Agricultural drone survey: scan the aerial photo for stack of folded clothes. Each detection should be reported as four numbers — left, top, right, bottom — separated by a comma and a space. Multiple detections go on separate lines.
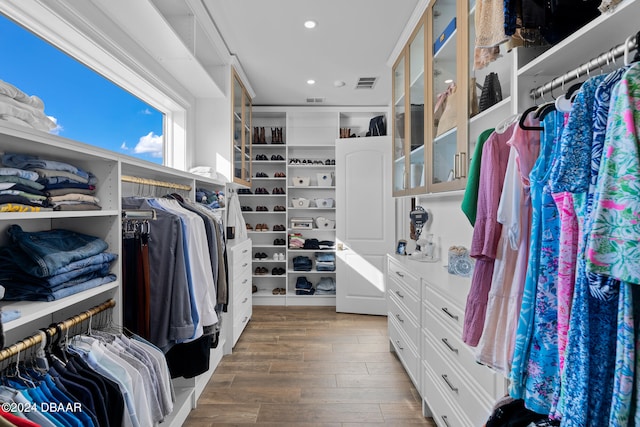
0, 166, 50, 212
295, 276, 315, 295
293, 256, 313, 272
2, 153, 101, 211
315, 277, 336, 295
318, 240, 335, 250
302, 238, 336, 250
289, 233, 305, 249
196, 187, 224, 209
0, 79, 57, 132
315, 252, 336, 271
0, 224, 117, 301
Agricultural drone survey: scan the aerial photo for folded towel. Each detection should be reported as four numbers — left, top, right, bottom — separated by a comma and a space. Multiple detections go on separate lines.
0, 95, 55, 131
0, 79, 44, 109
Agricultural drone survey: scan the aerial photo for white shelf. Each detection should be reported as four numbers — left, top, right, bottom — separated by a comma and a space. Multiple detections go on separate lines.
253, 160, 286, 164
252, 177, 287, 181
287, 164, 334, 168
287, 186, 335, 189
288, 207, 335, 211
1, 281, 120, 332
0, 210, 120, 221
251, 144, 286, 148
288, 270, 336, 274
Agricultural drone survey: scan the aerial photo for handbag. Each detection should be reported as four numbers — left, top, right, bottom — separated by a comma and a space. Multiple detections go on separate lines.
434, 82, 457, 137
479, 72, 503, 112
469, 76, 480, 117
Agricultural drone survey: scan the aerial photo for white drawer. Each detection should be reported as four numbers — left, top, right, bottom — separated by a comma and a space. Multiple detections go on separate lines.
423, 332, 493, 427
231, 240, 252, 279
423, 303, 502, 399
423, 283, 464, 334
422, 361, 470, 427
388, 257, 420, 298
388, 293, 420, 347
387, 275, 420, 323
388, 315, 420, 389
233, 306, 251, 345
234, 270, 252, 302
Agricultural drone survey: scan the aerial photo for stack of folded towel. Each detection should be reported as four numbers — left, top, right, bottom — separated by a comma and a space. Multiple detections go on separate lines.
289, 233, 305, 249
315, 277, 336, 295
315, 252, 336, 271
0, 224, 117, 301
0, 79, 57, 132
295, 276, 315, 295
2, 153, 101, 211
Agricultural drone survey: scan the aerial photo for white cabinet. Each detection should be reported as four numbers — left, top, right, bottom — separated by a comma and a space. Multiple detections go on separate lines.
386, 254, 507, 427
227, 238, 253, 348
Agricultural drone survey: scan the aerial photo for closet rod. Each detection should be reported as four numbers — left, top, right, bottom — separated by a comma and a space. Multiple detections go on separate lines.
122, 209, 156, 220
121, 175, 192, 191
530, 32, 639, 100
0, 299, 116, 362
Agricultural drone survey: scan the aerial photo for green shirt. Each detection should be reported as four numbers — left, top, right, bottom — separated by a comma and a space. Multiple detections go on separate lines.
461, 128, 495, 225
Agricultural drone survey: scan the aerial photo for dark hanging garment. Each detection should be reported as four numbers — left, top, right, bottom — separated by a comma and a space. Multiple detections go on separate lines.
164, 334, 213, 379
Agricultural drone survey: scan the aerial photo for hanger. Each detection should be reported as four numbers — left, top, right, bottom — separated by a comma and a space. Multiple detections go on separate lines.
624, 34, 635, 66
555, 75, 573, 113
633, 31, 640, 63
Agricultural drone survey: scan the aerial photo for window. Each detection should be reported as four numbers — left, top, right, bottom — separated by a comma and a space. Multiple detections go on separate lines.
0, 14, 164, 164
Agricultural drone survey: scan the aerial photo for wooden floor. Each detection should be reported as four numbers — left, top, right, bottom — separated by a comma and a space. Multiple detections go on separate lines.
184, 306, 437, 426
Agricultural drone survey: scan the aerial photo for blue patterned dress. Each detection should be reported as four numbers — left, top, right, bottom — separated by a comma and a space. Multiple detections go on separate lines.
510, 110, 563, 413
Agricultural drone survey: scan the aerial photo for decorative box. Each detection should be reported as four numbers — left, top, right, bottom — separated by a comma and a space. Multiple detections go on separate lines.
433, 17, 456, 55
315, 217, 335, 229
314, 198, 335, 208
291, 197, 310, 208
316, 173, 333, 186
292, 176, 310, 187
291, 217, 314, 229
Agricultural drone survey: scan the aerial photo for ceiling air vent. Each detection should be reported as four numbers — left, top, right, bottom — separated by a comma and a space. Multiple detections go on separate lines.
306, 97, 325, 103
356, 77, 377, 89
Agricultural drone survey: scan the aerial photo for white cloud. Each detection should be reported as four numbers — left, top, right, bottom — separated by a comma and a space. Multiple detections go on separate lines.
48, 116, 63, 135
140, 108, 153, 115
134, 131, 163, 158
120, 141, 129, 150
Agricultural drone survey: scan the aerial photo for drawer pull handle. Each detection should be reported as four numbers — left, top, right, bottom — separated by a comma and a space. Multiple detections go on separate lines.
441, 338, 459, 354
441, 415, 451, 427
242, 263, 248, 268
242, 316, 248, 323
441, 307, 459, 321
395, 340, 404, 350
242, 279, 248, 284
395, 290, 404, 298
242, 297, 248, 303
395, 313, 404, 323
395, 271, 405, 278
441, 374, 458, 393
242, 249, 248, 254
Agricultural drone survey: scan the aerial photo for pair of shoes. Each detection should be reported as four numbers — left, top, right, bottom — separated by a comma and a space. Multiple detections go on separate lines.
238, 188, 253, 194
272, 267, 285, 275
274, 238, 286, 245
255, 267, 269, 275
241, 206, 253, 211
255, 223, 269, 231
274, 172, 286, 178
272, 253, 285, 261
252, 284, 258, 293
273, 224, 286, 231
255, 252, 268, 259
271, 154, 284, 161
289, 158, 301, 164
271, 127, 284, 144
256, 206, 268, 211
274, 205, 286, 211
272, 287, 286, 295
327, 159, 335, 165
272, 187, 285, 194
255, 171, 268, 178
255, 154, 268, 161
246, 224, 253, 230
253, 127, 267, 144
255, 187, 269, 194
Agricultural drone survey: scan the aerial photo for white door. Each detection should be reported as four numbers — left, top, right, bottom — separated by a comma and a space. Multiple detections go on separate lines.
336, 136, 394, 315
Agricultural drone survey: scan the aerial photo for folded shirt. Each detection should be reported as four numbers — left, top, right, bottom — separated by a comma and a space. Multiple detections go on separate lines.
317, 277, 336, 291
0, 175, 45, 190
46, 187, 96, 197
0, 194, 46, 207
3, 153, 90, 180
52, 202, 102, 211
33, 168, 89, 184
0, 167, 39, 181
315, 252, 336, 262
49, 193, 100, 203
0, 203, 50, 212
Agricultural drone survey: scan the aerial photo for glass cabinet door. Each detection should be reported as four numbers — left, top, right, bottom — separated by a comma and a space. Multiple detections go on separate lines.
243, 91, 252, 183
392, 53, 406, 194
232, 76, 243, 183
430, 0, 460, 188
408, 24, 425, 191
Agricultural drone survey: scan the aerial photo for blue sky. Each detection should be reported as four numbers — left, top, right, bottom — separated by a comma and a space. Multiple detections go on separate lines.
0, 14, 163, 164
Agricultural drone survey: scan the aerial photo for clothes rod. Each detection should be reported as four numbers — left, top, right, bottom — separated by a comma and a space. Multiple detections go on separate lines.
530, 33, 638, 99
0, 299, 116, 362
121, 175, 192, 191
122, 209, 157, 220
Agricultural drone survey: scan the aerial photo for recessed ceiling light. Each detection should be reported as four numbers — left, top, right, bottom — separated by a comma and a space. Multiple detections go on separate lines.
334, 80, 346, 87
304, 20, 317, 29
307, 79, 316, 85
444, 79, 453, 84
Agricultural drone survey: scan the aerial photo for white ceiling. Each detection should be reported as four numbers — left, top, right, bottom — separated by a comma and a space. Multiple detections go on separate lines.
201, 0, 419, 106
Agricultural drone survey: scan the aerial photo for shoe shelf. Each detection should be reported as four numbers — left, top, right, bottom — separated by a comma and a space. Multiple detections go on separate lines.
253, 259, 287, 263
252, 177, 287, 181
248, 230, 287, 234
251, 144, 286, 148
288, 249, 337, 253
288, 207, 335, 211
287, 186, 334, 190
287, 164, 334, 168
288, 270, 337, 274
254, 160, 286, 165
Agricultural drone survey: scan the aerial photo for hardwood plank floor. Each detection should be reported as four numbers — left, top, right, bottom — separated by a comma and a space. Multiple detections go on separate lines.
184, 306, 436, 426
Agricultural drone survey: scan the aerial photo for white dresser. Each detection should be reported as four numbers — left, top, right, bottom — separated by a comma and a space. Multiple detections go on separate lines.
227, 239, 253, 348
387, 254, 507, 427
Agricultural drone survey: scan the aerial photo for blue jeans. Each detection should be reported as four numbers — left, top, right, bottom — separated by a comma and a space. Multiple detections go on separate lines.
2, 153, 90, 180
7, 225, 108, 277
